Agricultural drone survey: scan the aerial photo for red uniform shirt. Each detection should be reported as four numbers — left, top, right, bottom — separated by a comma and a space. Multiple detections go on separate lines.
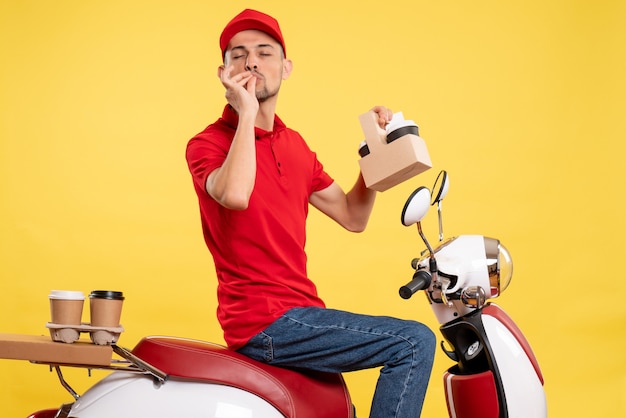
186, 105, 334, 349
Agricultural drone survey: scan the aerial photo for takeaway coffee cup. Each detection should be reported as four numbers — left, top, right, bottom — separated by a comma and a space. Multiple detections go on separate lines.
49, 290, 85, 325
89, 290, 125, 327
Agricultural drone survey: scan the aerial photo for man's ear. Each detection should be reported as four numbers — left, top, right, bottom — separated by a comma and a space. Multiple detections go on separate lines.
217, 65, 225, 78
282, 59, 293, 80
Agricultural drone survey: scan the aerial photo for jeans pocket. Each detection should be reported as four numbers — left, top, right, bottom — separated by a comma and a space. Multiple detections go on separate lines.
259, 331, 274, 362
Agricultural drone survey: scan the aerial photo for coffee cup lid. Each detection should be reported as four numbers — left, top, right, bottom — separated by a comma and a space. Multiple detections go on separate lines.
89, 290, 125, 300
49, 290, 86, 300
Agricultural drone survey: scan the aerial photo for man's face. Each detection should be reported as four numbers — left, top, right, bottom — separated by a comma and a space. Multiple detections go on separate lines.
224, 30, 291, 102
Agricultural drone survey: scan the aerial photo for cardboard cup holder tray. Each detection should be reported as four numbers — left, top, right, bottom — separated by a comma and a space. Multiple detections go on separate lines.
46, 322, 124, 345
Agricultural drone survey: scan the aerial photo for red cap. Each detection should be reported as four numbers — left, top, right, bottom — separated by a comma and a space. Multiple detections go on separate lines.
220, 9, 286, 59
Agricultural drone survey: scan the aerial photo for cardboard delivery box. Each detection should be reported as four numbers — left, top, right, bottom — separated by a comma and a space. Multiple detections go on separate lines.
0, 333, 112, 366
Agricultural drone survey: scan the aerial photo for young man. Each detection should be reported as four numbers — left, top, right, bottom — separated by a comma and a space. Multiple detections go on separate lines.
186, 9, 435, 417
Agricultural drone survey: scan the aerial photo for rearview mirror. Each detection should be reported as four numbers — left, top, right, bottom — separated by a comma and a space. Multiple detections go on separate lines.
401, 186, 431, 227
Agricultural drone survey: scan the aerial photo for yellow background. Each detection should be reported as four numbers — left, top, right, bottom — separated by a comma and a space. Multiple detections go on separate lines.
1, 0, 624, 416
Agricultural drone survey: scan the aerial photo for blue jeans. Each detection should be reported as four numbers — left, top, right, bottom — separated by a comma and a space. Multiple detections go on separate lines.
236, 307, 436, 418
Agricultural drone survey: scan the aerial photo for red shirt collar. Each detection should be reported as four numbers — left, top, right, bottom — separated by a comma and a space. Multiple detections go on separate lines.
221, 105, 286, 139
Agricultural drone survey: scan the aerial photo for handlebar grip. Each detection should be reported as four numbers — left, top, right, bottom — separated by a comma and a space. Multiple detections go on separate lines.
399, 270, 432, 299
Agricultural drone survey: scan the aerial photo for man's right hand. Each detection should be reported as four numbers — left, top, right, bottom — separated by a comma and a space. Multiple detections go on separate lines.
218, 65, 259, 117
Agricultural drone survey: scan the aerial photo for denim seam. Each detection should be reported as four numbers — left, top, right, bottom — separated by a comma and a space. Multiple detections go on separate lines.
283, 314, 419, 347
